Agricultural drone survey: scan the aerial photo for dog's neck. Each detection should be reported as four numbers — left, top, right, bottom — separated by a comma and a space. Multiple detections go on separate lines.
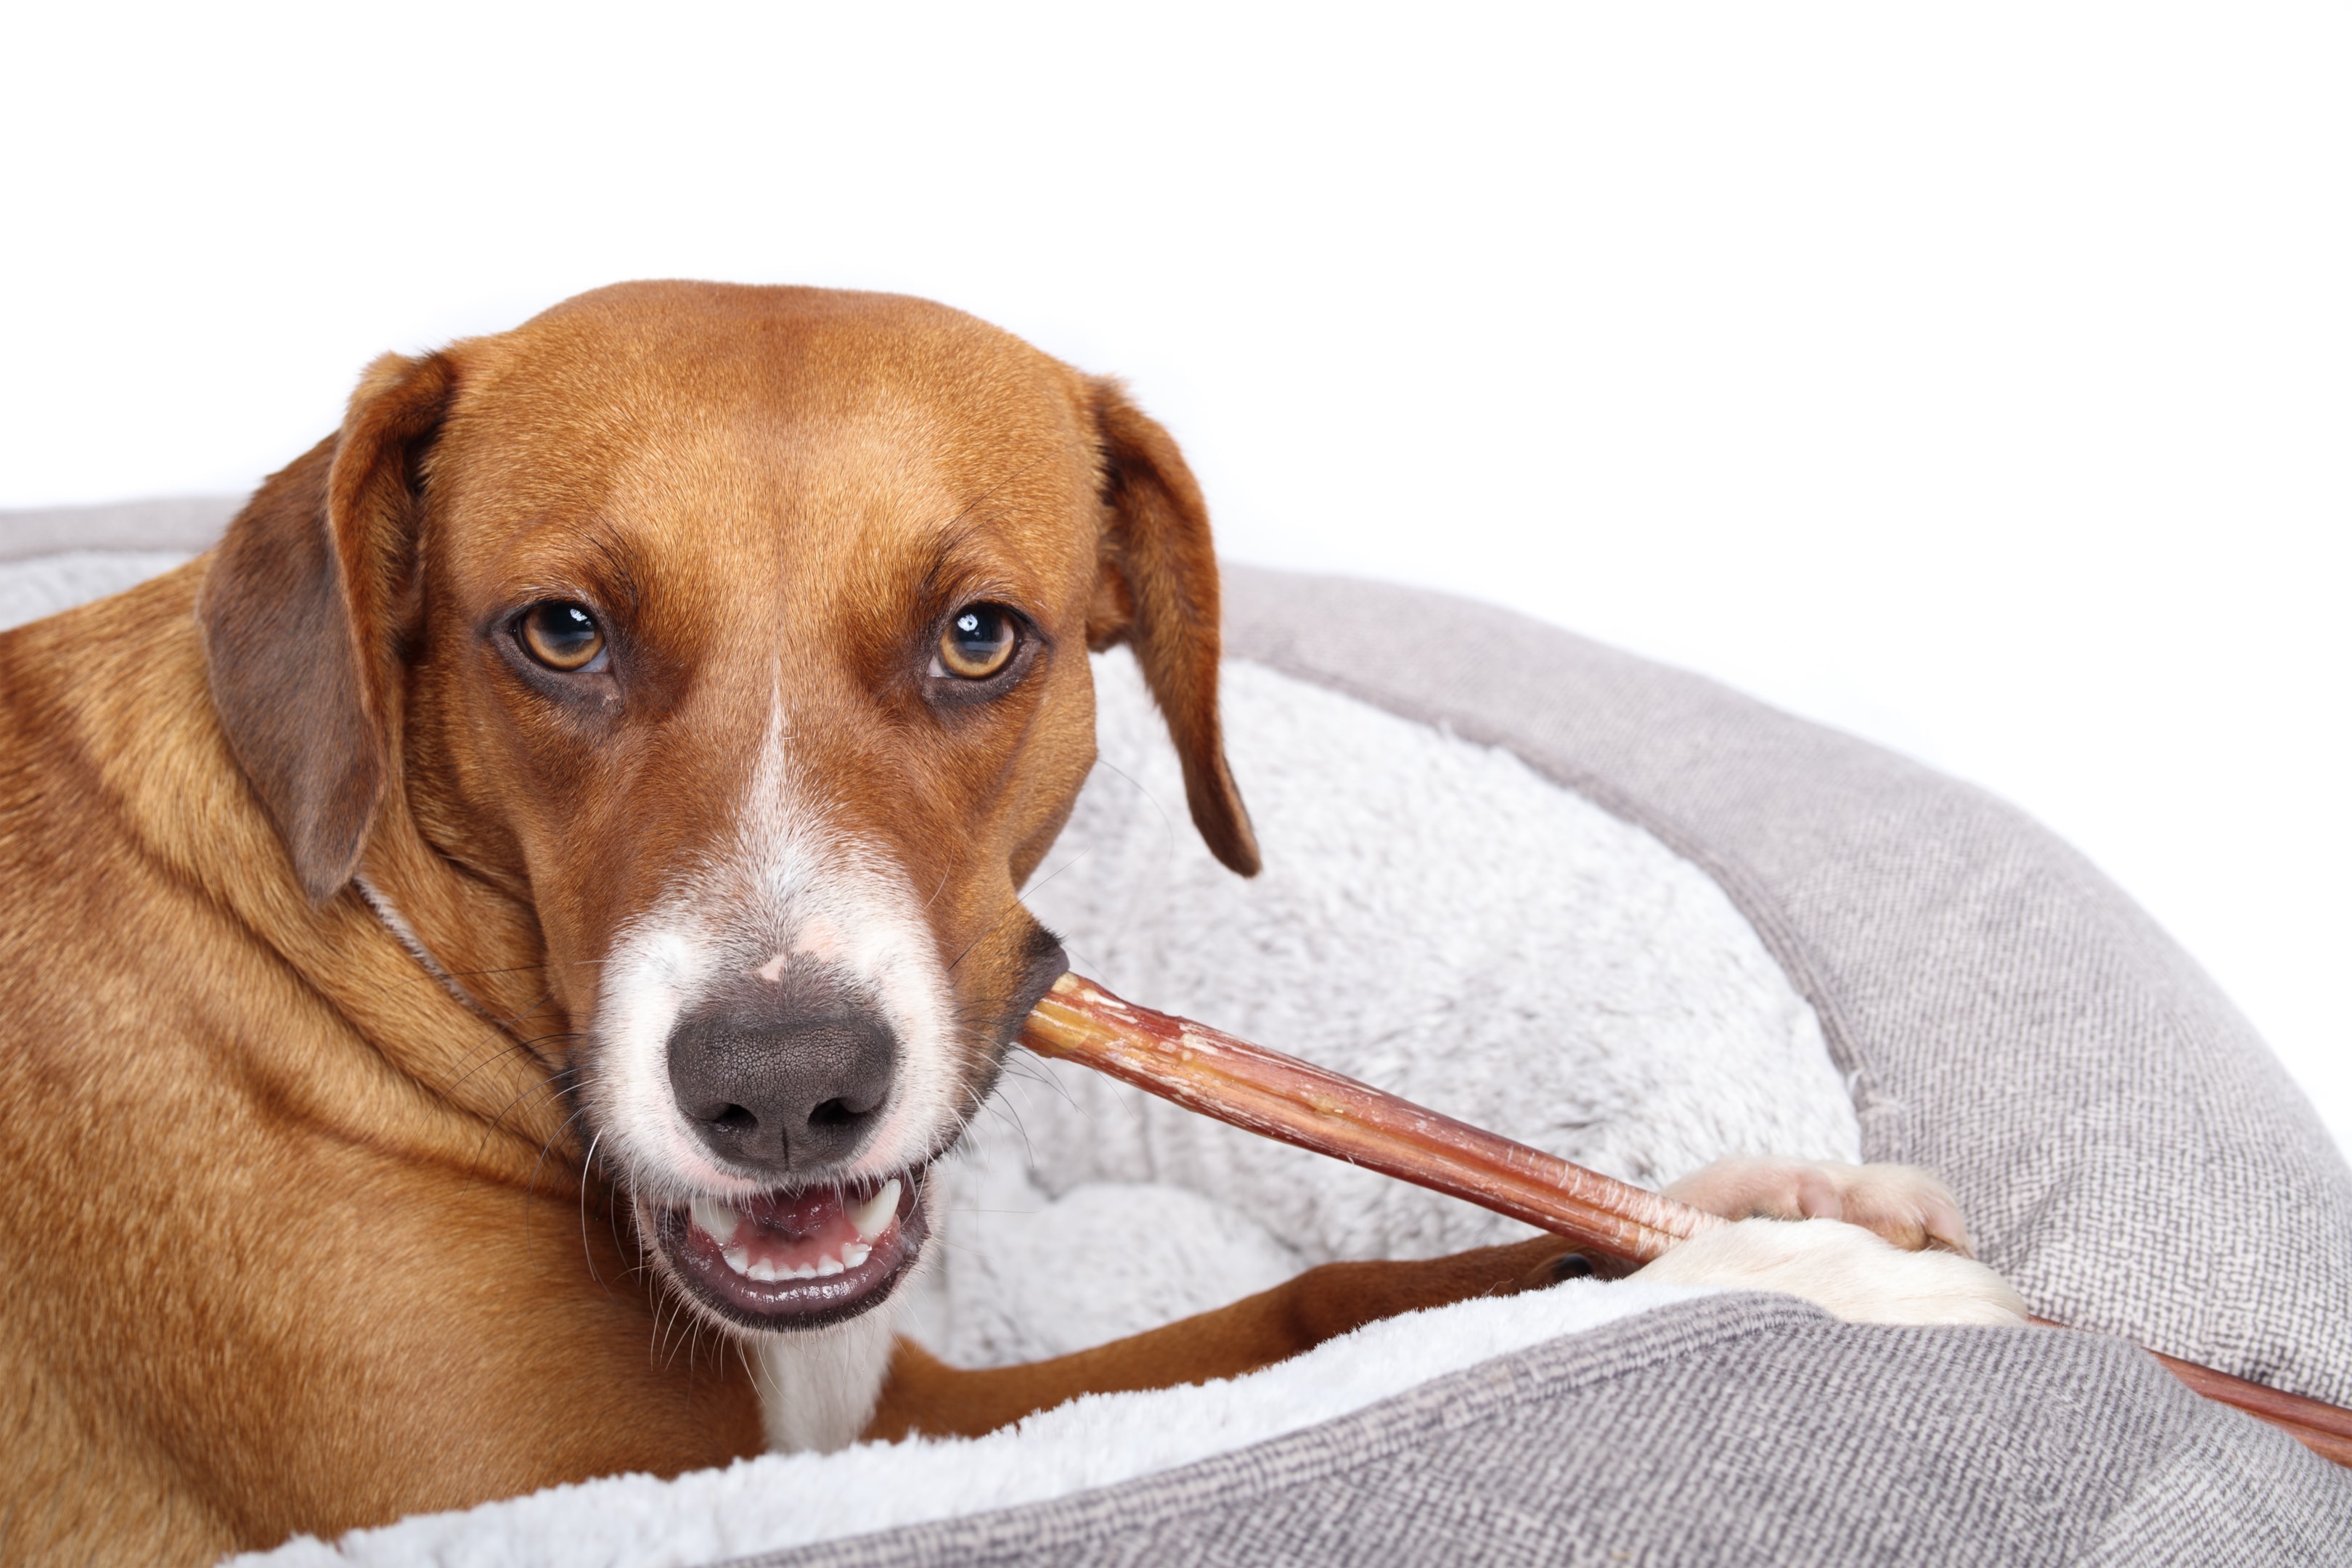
94, 562, 586, 1180
344, 785, 595, 1162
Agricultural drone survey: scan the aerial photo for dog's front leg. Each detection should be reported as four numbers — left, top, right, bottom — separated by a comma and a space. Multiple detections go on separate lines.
862, 1234, 1580, 1441
863, 1161, 2025, 1442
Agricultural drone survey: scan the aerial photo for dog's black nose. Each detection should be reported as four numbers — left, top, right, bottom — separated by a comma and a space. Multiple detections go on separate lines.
666, 975, 897, 1177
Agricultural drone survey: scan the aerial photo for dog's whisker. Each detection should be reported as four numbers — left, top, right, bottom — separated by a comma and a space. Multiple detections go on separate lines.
434, 960, 592, 981
992, 1050, 1084, 1117
520, 1105, 596, 1244
491, 987, 563, 1034
442, 1034, 569, 1100
483, 1066, 587, 1141
577, 1130, 608, 1289
945, 852, 1089, 978
922, 853, 958, 912
1092, 756, 1178, 855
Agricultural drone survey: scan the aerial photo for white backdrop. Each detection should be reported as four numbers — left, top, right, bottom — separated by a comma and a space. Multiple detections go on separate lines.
4, 4, 2345, 1153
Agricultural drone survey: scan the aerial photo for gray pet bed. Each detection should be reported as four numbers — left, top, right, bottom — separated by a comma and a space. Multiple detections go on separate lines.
6, 500, 2348, 1566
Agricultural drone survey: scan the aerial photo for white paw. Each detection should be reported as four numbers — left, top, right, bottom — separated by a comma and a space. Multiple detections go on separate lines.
1665, 1158, 1975, 1256
1633, 1217, 2028, 1326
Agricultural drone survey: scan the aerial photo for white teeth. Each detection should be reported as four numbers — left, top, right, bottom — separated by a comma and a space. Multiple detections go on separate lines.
849, 1179, 902, 1241
691, 1196, 742, 1246
707, 1191, 887, 1286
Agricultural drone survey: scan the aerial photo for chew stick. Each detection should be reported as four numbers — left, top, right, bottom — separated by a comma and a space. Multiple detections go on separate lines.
1018, 971, 2352, 1470
1019, 971, 1723, 1262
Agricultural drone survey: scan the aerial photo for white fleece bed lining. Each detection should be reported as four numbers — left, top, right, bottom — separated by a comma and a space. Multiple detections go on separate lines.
244, 1283, 1723, 1567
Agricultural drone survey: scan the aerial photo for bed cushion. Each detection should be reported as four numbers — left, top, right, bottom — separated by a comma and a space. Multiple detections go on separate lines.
237, 1294, 2352, 1568
7, 500, 2347, 1564
735, 1295, 2349, 1568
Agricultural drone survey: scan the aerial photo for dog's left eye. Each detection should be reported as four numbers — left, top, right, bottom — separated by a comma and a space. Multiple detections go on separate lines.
518, 601, 608, 672
933, 604, 1018, 680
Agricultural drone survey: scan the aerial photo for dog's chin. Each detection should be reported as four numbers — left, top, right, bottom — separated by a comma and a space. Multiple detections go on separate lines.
645, 1169, 929, 1334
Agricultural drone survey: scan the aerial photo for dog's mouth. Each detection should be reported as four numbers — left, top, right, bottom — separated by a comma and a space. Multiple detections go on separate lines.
648, 1169, 928, 1332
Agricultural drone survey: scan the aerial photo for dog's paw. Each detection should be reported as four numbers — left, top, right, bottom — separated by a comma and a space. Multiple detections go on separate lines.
1633, 1217, 2028, 1326
1665, 1157, 1975, 1256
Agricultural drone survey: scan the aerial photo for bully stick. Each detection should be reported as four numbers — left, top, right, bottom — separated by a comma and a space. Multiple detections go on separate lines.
1018, 971, 2352, 1470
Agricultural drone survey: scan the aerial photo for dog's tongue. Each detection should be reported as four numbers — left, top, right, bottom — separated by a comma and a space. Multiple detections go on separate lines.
686, 1177, 903, 1284
744, 1186, 845, 1237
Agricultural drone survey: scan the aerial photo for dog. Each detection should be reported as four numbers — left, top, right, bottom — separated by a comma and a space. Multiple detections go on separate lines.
0, 281, 2023, 1563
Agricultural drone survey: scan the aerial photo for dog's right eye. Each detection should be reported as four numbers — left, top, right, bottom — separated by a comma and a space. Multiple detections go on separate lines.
934, 603, 1019, 680
518, 601, 607, 672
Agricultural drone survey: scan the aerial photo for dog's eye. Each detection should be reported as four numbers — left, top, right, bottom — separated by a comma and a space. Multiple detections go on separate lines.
934, 604, 1018, 680
518, 601, 607, 672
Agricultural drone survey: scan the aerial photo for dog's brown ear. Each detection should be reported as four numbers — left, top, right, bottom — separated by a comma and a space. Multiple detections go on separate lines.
1084, 378, 1260, 877
199, 351, 457, 902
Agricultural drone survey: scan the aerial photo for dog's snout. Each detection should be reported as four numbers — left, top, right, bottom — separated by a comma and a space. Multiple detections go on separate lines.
665, 977, 897, 1177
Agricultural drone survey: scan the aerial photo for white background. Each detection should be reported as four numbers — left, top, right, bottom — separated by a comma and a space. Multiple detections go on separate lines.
4, 4, 2344, 1153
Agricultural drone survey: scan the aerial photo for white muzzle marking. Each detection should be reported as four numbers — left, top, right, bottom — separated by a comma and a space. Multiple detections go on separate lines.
584, 703, 960, 1208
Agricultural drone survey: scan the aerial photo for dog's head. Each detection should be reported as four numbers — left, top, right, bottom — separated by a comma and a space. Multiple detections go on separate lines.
198, 282, 1257, 1332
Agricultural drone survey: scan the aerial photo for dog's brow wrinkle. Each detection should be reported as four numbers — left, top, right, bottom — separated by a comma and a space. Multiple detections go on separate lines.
576, 522, 650, 616
933, 454, 1048, 541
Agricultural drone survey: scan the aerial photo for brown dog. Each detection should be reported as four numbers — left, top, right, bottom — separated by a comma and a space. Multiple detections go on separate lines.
0, 282, 2016, 1563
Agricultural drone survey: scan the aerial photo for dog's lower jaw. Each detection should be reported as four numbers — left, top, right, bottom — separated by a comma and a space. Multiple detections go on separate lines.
639, 1172, 939, 1451
1633, 1217, 2028, 1326
754, 1297, 905, 1453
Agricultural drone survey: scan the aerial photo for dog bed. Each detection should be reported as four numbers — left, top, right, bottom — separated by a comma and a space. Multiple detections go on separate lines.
6, 499, 2348, 1566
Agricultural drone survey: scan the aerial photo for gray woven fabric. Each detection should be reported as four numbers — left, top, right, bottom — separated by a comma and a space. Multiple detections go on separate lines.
729, 1294, 2351, 1568
1220, 567, 2352, 1413
0, 494, 240, 560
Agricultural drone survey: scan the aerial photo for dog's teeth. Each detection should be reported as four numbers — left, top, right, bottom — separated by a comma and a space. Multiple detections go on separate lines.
748, 1258, 779, 1283
691, 1196, 743, 1246
842, 1242, 871, 1268
816, 1254, 845, 1277
849, 1179, 901, 1241
723, 1246, 752, 1275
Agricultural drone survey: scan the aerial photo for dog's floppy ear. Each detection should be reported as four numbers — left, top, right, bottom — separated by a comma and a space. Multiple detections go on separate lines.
1083, 377, 1261, 877
199, 351, 457, 902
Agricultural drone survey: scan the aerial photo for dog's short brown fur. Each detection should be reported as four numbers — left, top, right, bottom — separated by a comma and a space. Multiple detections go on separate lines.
0, 283, 1985, 1563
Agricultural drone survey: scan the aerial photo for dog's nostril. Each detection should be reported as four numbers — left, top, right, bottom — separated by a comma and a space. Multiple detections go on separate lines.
666, 984, 898, 1175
